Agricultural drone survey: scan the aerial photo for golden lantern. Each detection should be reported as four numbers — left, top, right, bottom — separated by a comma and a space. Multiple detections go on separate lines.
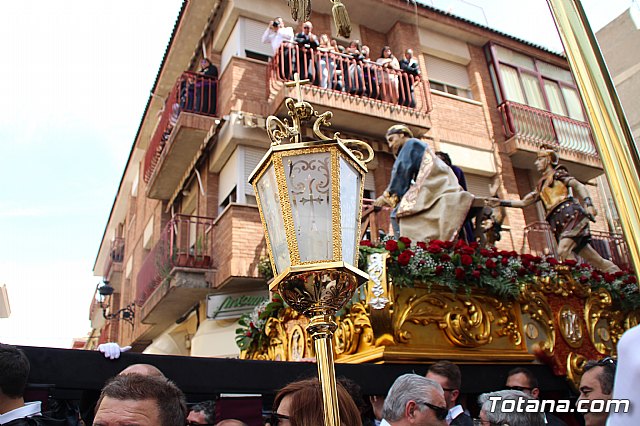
249, 75, 373, 426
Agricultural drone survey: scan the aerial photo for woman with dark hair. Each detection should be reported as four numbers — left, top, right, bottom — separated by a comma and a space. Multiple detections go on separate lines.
376, 46, 400, 103
271, 378, 363, 426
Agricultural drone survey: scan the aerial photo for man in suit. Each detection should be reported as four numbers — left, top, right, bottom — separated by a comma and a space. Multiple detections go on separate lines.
426, 361, 472, 426
505, 367, 567, 426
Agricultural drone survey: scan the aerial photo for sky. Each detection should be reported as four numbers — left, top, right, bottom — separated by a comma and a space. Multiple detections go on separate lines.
0, 0, 635, 348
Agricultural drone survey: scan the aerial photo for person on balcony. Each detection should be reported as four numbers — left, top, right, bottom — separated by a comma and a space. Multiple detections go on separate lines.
261, 17, 295, 80
346, 40, 365, 96
376, 46, 400, 103
398, 48, 420, 108
196, 58, 218, 115
361, 45, 379, 100
373, 125, 478, 242
294, 21, 319, 83
317, 34, 337, 90
487, 146, 620, 272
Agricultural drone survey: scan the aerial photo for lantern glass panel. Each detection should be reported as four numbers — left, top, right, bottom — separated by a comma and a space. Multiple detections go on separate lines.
283, 152, 333, 262
339, 157, 361, 265
255, 163, 291, 274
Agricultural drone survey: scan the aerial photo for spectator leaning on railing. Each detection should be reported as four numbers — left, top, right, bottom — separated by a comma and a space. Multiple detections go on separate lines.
261, 17, 295, 79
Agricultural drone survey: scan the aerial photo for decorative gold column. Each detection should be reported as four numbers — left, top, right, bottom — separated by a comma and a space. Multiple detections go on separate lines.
308, 315, 340, 425
546, 0, 640, 273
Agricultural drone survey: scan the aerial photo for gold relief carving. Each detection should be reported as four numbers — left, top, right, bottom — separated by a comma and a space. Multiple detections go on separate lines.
331, 149, 342, 262
566, 352, 588, 389
490, 298, 522, 346
584, 288, 625, 355
393, 293, 511, 348
519, 283, 556, 353
288, 324, 307, 361
558, 305, 584, 348
334, 303, 374, 356
626, 311, 639, 329
264, 316, 288, 361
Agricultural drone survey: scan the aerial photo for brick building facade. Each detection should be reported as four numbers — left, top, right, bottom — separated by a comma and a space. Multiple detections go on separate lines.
88, 0, 623, 355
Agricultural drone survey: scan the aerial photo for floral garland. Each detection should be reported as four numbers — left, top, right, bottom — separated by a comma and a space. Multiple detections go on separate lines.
237, 238, 640, 350
359, 237, 640, 312
235, 293, 283, 352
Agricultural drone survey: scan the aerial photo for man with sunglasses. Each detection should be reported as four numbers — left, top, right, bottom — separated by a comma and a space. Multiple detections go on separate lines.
504, 367, 567, 426
381, 374, 447, 426
578, 357, 616, 426
426, 361, 472, 425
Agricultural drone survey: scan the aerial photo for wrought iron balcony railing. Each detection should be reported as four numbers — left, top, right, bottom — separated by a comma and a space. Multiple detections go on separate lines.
144, 72, 218, 184
269, 44, 431, 113
103, 237, 125, 278
523, 221, 630, 269
136, 214, 215, 306
498, 100, 598, 158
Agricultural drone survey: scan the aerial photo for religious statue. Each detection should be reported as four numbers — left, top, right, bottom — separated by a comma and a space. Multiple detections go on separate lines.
373, 124, 483, 242
487, 145, 619, 272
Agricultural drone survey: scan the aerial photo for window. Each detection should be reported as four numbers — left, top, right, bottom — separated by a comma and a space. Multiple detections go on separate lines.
425, 55, 473, 100
218, 145, 267, 213
490, 44, 586, 121
220, 18, 274, 73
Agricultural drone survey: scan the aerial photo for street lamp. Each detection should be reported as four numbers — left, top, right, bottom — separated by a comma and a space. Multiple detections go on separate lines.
249, 75, 373, 426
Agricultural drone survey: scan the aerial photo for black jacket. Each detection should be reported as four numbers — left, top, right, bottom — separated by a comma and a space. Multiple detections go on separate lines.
2, 416, 66, 426
451, 412, 473, 426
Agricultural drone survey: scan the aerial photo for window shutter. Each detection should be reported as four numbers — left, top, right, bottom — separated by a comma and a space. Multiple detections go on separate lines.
244, 146, 267, 196
465, 174, 494, 198
219, 149, 239, 203
243, 18, 274, 58
425, 55, 470, 89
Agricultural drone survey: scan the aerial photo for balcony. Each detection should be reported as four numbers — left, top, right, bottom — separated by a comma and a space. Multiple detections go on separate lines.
268, 45, 432, 137
103, 237, 125, 289
144, 72, 219, 200
135, 214, 215, 338
498, 101, 603, 181
523, 221, 631, 270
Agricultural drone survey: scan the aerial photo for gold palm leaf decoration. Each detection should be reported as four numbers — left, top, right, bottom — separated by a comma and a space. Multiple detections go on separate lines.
331, 0, 351, 38
288, 0, 312, 22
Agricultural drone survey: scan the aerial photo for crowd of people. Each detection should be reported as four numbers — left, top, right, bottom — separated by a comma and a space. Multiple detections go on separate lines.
2, 326, 638, 426
262, 17, 422, 108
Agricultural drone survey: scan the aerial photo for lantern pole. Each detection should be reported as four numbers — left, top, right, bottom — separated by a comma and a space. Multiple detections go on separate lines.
546, 0, 640, 274
249, 73, 373, 426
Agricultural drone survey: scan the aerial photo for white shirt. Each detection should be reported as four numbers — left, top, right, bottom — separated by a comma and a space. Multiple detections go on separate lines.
607, 325, 640, 425
447, 404, 464, 424
380, 420, 392, 426
0, 401, 42, 424
261, 26, 294, 54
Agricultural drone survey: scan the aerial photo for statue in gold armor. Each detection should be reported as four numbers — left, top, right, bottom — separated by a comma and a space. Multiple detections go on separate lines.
488, 146, 619, 272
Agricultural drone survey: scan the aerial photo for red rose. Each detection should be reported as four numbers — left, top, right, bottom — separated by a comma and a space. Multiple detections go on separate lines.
461, 246, 475, 255
469, 242, 479, 249
626, 275, 638, 284
563, 259, 577, 266
580, 263, 591, 269
360, 240, 372, 247
615, 271, 625, 278
431, 240, 444, 247
385, 240, 399, 252
518, 267, 527, 276
461, 254, 473, 266
501, 257, 509, 266
521, 253, 534, 262
480, 249, 492, 257
547, 258, 559, 266
472, 270, 481, 279
399, 236, 412, 246
442, 240, 454, 249
417, 241, 427, 250
428, 245, 442, 254
485, 259, 497, 269
246, 331, 252, 337
579, 275, 589, 284
532, 256, 542, 263
491, 270, 499, 278
455, 239, 466, 249
440, 253, 451, 262
435, 265, 444, 275
591, 270, 601, 280
455, 267, 466, 281
249, 322, 254, 328
499, 250, 511, 258
604, 273, 615, 283
398, 250, 414, 266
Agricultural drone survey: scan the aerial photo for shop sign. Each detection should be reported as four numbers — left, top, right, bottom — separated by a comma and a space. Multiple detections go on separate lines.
206, 290, 269, 319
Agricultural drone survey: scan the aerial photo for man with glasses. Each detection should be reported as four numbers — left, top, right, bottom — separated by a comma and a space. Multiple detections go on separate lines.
426, 361, 472, 425
578, 357, 616, 426
504, 367, 566, 426
475, 389, 545, 426
381, 373, 447, 426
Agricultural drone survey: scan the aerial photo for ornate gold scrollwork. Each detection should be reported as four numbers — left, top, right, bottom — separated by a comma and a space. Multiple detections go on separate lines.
519, 283, 555, 353
263, 316, 288, 361
393, 293, 504, 348
490, 298, 522, 346
566, 352, 588, 390
584, 288, 625, 355
558, 305, 584, 348
334, 303, 374, 356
